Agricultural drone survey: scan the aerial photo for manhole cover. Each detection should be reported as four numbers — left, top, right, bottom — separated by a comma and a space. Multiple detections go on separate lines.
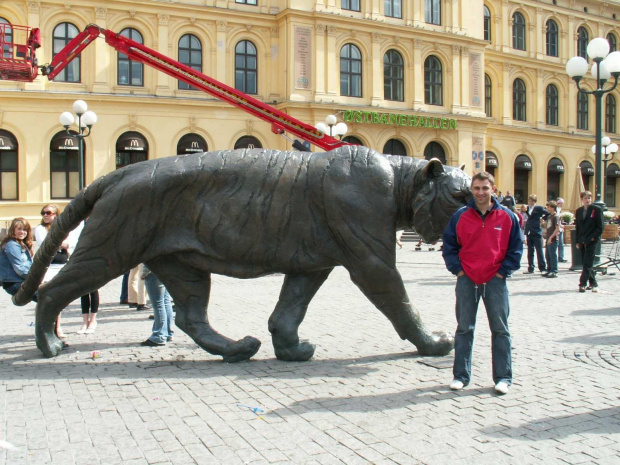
562, 346, 620, 371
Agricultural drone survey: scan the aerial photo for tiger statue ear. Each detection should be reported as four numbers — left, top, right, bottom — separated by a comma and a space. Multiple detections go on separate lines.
459, 163, 466, 171
424, 158, 445, 178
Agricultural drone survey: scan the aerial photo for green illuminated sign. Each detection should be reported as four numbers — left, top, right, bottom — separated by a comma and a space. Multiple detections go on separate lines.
342, 110, 458, 130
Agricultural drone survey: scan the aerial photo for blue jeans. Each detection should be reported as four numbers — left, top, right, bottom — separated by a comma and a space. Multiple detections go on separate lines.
557, 230, 565, 261
546, 239, 558, 273
527, 235, 546, 272
453, 274, 512, 386
144, 274, 174, 344
2, 282, 37, 302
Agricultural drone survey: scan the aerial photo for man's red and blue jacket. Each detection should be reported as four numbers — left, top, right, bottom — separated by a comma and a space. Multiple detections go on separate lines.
442, 197, 523, 285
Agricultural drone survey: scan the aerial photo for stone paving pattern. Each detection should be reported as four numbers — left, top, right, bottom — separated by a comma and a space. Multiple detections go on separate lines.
1, 243, 619, 464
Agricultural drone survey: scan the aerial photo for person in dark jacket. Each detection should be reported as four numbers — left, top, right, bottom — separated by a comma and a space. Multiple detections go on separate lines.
442, 171, 523, 395
501, 190, 516, 209
575, 191, 604, 292
523, 194, 548, 274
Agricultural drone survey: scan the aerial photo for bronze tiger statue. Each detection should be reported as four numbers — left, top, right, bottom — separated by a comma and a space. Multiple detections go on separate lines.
14, 145, 472, 360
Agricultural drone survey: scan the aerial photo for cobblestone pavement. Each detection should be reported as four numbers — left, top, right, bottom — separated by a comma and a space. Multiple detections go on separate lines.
1, 243, 619, 464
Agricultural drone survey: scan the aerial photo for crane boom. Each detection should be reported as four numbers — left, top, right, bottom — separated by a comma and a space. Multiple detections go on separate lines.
3, 23, 348, 151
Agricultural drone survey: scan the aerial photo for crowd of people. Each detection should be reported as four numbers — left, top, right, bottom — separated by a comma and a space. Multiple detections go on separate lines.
0, 205, 173, 348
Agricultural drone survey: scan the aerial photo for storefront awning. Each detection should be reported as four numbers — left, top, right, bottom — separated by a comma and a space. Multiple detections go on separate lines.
580, 161, 594, 176
50, 132, 79, 151
514, 154, 532, 171
116, 132, 148, 152
177, 133, 207, 154
0, 130, 17, 151
607, 163, 620, 178
547, 157, 565, 173
485, 152, 498, 167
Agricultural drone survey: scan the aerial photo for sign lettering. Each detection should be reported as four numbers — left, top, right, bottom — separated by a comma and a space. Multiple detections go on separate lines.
343, 110, 458, 130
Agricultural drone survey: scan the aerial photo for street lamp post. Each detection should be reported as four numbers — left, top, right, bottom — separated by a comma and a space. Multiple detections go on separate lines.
315, 114, 348, 140
566, 39, 620, 209
59, 100, 97, 191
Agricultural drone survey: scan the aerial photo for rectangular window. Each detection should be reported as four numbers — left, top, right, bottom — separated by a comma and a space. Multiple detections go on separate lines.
0, 152, 18, 200
606, 177, 616, 207
50, 151, 80, 199
236, 0, 257, 4
577, 94, 589, 130
425, 0, 441, 25
385, 0, 402, 18
342, 0, 361, 11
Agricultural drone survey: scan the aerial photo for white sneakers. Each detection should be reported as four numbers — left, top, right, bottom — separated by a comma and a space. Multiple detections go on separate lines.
449, 379, 510, 394
449, 379, 464, 390
494, 381, 510, 395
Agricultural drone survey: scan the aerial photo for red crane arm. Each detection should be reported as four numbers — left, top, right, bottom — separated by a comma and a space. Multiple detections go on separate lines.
43, 24, 347, 151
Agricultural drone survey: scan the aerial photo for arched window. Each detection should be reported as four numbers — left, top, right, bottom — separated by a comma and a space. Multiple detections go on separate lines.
340, 44, 362, 97
608, 33, 618, 52
546, 84, 559, 126
577, 92, 589, 130
424, 141, 446, 164
342, 135, 364, 145
512, 78, 526, 121
177, 133, 208, 155
385, 0, 402, 18
483, 6, 491, 41
425, 0, 441, 25
514, 154, 532, 203
342, 0, 360, 12
606, 163, 619, 207
606, 94, 617, 133
383, 139, 407, 156
384, 50, 404, 101
424, 55, 442, 106
547, 158, 565, 201
235, 40, 258, 94
0, 129, 18, 200
234, 135, 262, 149
116, 132, 148, 169
512, 12, 526, 51
118, 28, 144, 86
546, 19, 558, 57
485, 74, 492, 117
53, 23, 80, 82
178, 34, 202, 90
0, 17, 12, 58
485, 151, 498, 178
577, 27, 589, 59
580, 160, 594, 191
50, 131, 82, 198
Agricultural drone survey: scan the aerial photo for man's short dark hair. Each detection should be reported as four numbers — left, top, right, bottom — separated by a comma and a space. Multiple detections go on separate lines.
547, 200, 557, 210
580, 190, 592, 199
471, 171, 495, 186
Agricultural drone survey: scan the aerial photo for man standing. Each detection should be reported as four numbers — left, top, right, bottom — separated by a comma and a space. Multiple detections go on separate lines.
524, 194, 548, 273
501, 190, 516, 209
556, 197, 567, 262
442, 172, 523, 395
575, 191, 604, 292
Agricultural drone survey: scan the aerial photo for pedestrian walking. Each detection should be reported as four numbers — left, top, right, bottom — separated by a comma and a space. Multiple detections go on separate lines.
442, 171, 523, 395
575, 191, 604, 292
556, 197, 567, 262
524, 194, 548, 274
543, 201, 560, 278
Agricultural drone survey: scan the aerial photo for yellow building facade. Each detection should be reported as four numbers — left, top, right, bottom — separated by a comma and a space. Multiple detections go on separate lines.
0, 0, 619, 225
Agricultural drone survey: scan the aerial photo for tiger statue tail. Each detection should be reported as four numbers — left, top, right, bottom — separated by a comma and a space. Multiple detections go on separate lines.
12, 177, 106, 306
